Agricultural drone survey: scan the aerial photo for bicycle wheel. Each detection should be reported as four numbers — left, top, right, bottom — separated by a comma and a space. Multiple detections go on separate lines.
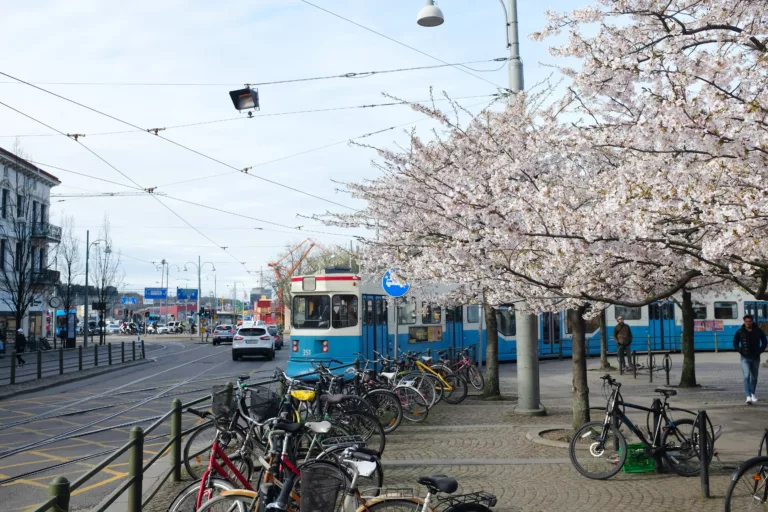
399, 371, 438, 408
167, 477, 237, 512
569, 421, 627, 480
467, 365, 484, 390
394, 385, 429, 423
661, 418, 713, 477
183, 421, 249, 480
725, 456, 768, 511
441, 374, 468, 405
315, 445, 384, 497
195, 494, 256, 512
364, 389, 403, 434
335, 411, 386, 456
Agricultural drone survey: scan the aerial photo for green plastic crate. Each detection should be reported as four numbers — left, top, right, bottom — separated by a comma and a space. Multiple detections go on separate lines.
621, 443, 655, 473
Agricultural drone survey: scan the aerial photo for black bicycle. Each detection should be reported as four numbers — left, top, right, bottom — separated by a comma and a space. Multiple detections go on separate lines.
724, 429, 768, 510
569, 374, 712, 479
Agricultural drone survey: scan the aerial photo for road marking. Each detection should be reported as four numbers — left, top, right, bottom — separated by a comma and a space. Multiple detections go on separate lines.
71, 470, 128, 496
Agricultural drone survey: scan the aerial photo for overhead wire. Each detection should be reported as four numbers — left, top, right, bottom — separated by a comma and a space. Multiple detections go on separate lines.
300, 0, 508, 91
0, 57, 510, 87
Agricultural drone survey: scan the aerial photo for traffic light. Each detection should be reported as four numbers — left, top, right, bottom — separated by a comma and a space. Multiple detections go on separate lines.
199, 307, 205, 318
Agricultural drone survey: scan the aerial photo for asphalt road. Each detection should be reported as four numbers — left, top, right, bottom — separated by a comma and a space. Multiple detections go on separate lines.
0, 338, 288, 512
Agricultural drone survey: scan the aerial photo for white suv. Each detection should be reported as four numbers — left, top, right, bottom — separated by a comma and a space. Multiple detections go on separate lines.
232, 326, 275, 361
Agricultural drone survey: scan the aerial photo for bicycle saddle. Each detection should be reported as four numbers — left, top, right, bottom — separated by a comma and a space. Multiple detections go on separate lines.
421, 356, 433, 363
320, 394, 347, 405
273, 421, 304, 434
380, 372, 396, 380
237, 375, 250, 381
654, 388, 677, 397
306, 421, 331, 434
417, 475, 458, 494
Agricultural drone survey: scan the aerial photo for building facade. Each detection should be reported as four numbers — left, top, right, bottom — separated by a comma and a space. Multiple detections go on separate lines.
0, 146, 61, 338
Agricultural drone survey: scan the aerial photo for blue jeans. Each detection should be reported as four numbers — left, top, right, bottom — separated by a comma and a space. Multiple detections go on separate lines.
741, 356, 760, 396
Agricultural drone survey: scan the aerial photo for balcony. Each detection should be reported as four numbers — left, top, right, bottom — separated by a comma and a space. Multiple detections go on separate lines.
31, 222, 62, 243
32, 269, 60, 286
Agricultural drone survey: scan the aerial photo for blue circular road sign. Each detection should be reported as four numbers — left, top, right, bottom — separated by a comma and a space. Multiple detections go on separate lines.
382, 269, 410, 297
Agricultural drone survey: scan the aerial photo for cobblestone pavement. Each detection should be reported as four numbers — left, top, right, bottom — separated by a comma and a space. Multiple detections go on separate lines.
146, 351, 768, 511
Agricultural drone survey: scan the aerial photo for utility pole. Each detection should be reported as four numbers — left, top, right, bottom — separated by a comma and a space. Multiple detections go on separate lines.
197, 255, 201, 340
84, 230, 89, 348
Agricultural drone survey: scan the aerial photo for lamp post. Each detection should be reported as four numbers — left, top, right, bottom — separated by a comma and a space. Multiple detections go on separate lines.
83, 231, 110, 348
416, 0, 523, 93
166, 264, 181, 324
228, 281, 246, 324
185, 257, 216, 340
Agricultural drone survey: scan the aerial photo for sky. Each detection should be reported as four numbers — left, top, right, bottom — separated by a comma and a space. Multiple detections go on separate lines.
0, 0, 582, 300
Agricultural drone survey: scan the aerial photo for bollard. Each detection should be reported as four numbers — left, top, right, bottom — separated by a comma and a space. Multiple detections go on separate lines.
127, 426, 144, 511
132, 340, 136, 361
649, 353, 654, 383
714, 332, 718, 353
664, 354, 672, 386
108, 343, 112, 366
37, 349, 42, 379
9, 351, 15, 384
47, 476, 71, 512
632, 351, 638, 379
354, 358, 360, 371
558, 338, 563, 360
93, 344, 98, 367
698, 410, 710, 498
141, 340, 145, 360
170, 399, 182, 482
53, 337, 57, 350
651, 398, 665, 473
59, 347, 64, 375
78, 346, 82, 371
121, 341, 125, 363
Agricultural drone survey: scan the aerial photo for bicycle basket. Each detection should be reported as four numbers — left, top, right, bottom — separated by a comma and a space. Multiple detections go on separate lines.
211, 385, 235, 419
249, 383, 280, 421
300, 463, 346, 512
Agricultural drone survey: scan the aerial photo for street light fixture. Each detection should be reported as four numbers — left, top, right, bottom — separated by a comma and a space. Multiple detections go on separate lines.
416, 0, 444, 27
416, 0, 524, 92
184, 257, 216, 339
83, 231, 110, 348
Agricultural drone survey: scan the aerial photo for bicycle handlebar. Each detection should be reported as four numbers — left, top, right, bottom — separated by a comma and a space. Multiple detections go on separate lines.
186, 407, 210, 419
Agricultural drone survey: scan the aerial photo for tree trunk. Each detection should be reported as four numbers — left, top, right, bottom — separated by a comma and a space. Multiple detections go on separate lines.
482, 304, 500, 398
679, 289, 697, 387
599, 309, 613, 370
570, 306, 590, 429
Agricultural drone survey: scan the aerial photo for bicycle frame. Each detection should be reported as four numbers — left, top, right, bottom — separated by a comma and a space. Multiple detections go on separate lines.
196, 433, 254, 508
413, 359, 454, 392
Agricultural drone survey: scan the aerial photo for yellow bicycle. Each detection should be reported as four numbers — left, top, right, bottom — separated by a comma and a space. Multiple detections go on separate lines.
399, 353, 468, 405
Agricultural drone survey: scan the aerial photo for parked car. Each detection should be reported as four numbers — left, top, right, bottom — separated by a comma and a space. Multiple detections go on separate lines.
267, 325, 283, 350
232, 326, 275, 361
213, 324, 235, 345
78, 321, 101, 335
105, 322, 121, 335
167, 321, 184, 333
156, 323, 169, 334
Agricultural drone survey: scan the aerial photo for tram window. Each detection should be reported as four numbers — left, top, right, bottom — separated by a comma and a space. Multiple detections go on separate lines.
614, 306, 641, 321
398, 298, 416, 325
692, 303, 707, 320
422, 303, 441, 324
495, 308, 516, 336
292, 295, 330, 329
467, 305, 480, 323
375, 299, 387, 325
332, 295, 358, 328
565, 309, 601, 333
714, 301, 738, 319
363, 299, 374, 326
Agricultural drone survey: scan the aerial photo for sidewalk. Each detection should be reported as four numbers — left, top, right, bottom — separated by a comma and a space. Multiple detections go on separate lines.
143, 352, 764, 511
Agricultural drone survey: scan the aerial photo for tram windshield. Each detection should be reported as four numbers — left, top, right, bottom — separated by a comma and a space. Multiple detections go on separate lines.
293, 295, 331, 329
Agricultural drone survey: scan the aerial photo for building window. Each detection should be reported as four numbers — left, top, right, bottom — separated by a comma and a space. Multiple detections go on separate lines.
39, 247, 45, 272
495, 307, 516, 336
16, 193, 23, 218
615, 306, 641, 320
397, 298, 416, 325
40, 204, 47, 223
466, 305, 480, 323
32, 201, 38, 224
714, 302, 738, 320
15, 241, 21, 269
421, 302, 441, 324
1, 189, 7, 219
0, 239, 5, 270
331, 295, 358, 328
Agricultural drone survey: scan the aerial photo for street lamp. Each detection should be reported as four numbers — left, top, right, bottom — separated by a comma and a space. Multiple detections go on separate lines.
184, 257, 216, 339
228, 281, 247, 322
84, 230, 110, 348
416, 0, 524, 92
166, 263, 182, 324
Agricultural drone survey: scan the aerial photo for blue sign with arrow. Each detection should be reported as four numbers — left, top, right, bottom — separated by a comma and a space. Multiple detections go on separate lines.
144, 287, 167, 300
121, 297, 137, 305
176, 288, 199, 301
382, 269, 410, 297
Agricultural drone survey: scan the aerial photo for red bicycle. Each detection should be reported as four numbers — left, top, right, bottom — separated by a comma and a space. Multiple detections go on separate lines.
438, 347, 484, 390
167, 407, 254, 511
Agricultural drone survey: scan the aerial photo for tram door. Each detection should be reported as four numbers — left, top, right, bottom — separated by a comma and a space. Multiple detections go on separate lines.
444, 307, 464, 351
362, 295, 376, 361
541, 312, 560, 356
374, 296, 388, 359
744, 302, 768, 335
649, 302, 676, 350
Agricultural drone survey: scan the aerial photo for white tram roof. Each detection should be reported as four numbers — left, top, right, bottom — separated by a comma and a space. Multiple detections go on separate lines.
291, 270, 384, 295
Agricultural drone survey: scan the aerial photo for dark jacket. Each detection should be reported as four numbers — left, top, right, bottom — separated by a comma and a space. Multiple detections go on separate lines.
733, 325, 768, 359
15, 332, 27, 353
613, 322, 633, 346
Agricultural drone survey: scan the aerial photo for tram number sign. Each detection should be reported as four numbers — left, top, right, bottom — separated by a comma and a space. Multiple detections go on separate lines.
303, 349, 311, 357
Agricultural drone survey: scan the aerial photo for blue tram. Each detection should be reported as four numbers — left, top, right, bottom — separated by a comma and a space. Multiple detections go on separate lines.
285, 269, 756, 376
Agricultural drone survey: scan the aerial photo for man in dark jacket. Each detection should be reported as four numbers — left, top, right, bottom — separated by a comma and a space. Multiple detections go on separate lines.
15, 328, 26, 367
614, 316, 633, 370
733, 314, 768, 404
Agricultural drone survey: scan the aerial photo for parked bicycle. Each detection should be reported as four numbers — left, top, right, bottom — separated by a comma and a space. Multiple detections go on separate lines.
569, 374, 714, 479
724, 429, 768, 510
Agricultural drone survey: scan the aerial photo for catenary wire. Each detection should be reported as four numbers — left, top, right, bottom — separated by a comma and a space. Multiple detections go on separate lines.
300, 0, 507, 91
0, 58, 509, 87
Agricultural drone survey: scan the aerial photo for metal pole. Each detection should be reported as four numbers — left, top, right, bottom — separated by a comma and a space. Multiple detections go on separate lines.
84, 230, 89, 349
197, 256, 201, 342
59, 346, 63, 375
127, 426, 144, 511
9, 351, 15, 384
714, 332, 718, 353
93, 344, 98, 367
47, 476, 70, 512
37, 348, 41, 379
170, 398, 182, 482
78, 346, 82, 371
132, 340, 136, 361
121, 341, 125, 363
506, 0, 524, 92
108, 343, 112, 366
165, 261, 169, 325
699, 410, 710, 498
515, 302, 544, 415
651, 398, 665, 473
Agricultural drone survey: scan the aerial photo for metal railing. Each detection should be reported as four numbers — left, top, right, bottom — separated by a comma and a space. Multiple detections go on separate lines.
35, 394, 210, 512
1, 340, 144, 385
31, 221, 62, 242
